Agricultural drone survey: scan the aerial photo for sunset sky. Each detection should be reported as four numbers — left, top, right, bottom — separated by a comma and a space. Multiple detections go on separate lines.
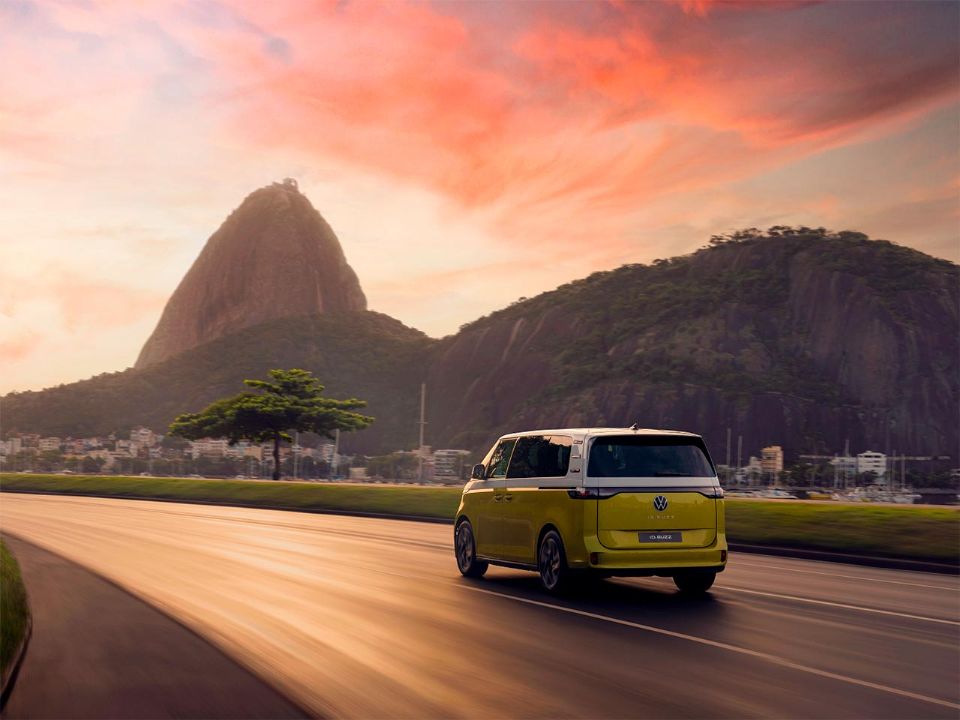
1, 0, 958, 393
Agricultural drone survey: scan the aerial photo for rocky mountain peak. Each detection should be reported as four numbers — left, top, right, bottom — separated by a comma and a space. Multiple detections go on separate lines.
135, 180, 367, 368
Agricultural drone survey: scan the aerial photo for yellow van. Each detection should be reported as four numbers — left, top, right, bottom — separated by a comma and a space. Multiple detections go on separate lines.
454, 427, 727, 593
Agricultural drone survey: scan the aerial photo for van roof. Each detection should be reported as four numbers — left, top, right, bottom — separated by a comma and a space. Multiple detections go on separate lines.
498, 427, 701, 441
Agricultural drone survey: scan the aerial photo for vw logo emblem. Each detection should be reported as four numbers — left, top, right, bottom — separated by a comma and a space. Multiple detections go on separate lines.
653, 495, 669, 511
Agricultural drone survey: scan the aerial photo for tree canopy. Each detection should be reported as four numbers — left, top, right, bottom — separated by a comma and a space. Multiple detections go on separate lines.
169, 369, 373, 479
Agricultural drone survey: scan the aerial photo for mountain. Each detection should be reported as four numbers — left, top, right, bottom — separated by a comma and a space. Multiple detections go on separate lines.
5, 312, 434, 455
135, 179, 366, 368
2, 207, 957, 462
423, 231, 959, 459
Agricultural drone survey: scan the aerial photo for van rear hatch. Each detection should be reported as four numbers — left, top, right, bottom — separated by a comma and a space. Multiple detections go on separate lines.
589, 435, 719, 550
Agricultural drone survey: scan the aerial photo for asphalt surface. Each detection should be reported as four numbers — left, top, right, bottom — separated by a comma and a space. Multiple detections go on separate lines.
1, 493, 958, 719
1, 535, 307, 719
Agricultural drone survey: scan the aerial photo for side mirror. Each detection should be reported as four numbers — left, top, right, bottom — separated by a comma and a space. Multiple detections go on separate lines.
470, 463, 486, 480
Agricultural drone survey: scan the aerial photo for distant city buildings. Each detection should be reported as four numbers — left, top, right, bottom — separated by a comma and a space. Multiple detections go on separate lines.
131, 427, 157, 446
828, 451, 888, 481
0, 425, 953, 494
733, 456, 764, 484
38, 436, 61, 452
760, 445, 783, 478
190, 438, 229, 459
829, 455, 858, 476
856, 451, 887, 479
433, 449, 471, 480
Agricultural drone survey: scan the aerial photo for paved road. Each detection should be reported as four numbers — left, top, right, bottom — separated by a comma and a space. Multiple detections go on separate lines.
2, 493, 958, 718
2, 536, 307, 719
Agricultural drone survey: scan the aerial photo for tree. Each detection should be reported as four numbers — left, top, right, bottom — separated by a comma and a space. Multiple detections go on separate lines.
169, 369, 373, 480
80, 456, 105, 474
367, 452, 419, 480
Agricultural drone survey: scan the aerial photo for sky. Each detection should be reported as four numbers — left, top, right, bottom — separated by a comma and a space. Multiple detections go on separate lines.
1, 0, 958, 394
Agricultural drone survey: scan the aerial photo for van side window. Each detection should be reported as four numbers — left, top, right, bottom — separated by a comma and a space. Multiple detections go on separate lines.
547, 435, 572, 476
487, 439, 517, 478
507, 435, 572, 478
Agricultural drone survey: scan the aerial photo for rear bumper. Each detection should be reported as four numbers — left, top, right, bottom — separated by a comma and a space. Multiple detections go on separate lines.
575, 533, 728, 574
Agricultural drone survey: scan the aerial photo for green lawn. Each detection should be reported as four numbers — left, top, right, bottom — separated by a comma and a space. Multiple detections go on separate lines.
1, 539, 29, 678
0, 473, 461, 519
725, 499, 959, 562
1, 474, 957, 563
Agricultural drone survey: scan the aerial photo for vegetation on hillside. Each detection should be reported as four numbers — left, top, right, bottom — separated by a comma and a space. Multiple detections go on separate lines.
456, 228, 958, 406
2, 229, 957, 457
2, 312, 434, 453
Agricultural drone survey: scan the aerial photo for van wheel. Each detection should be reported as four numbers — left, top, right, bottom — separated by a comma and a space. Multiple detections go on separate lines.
538, 530, 571, 593
455, 520, 487, 578
673, 570, 716, 594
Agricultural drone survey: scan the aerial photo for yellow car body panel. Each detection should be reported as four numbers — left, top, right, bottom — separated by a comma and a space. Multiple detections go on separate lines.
597, 492, 717, 549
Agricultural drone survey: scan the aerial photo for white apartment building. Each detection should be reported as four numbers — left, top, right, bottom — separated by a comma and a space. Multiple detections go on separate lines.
130, 427, 157, 446
224, 440, 248, 458
856, 451, 887, 479
433, 449, 471, 480
38, 437, 62, 452
1, 437, 23, 455
190, 438, 229, 459
761, 445, 784, 476
115, 439, 139, 456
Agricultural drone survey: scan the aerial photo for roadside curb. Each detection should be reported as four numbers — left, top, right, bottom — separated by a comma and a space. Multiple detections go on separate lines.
4, 488, 958, 575
0, 560, 32, 710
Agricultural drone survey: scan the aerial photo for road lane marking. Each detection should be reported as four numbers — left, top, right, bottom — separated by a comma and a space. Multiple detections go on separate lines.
717, 586, 959, 626
732, 561, 958, 590
461, 584, 960, 711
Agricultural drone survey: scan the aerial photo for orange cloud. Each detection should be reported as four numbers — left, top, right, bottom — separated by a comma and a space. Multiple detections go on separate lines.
50, 275, 167, 328
0, 330, 42, 363
192, 0, 957, 255
0, 0, 957, 391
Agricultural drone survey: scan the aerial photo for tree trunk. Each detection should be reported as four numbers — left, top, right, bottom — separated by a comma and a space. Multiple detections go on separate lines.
273, 432, 281, 481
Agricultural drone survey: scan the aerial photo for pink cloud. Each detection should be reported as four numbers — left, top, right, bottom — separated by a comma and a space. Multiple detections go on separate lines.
50, 275, 167, 328
0, 330, 42, 363
0, 0, 957, 391
181, 0, 956, 255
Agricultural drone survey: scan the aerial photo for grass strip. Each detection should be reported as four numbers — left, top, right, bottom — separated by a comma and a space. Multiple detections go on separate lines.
725, 499, 959, 563
1, 540, 29, 677
1, 474, 957, 563
0, 473, 461, 519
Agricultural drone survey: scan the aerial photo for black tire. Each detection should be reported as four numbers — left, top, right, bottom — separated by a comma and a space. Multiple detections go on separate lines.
455, 520, 487, 578
537, 530, 573, 593
673, 570, 717, 594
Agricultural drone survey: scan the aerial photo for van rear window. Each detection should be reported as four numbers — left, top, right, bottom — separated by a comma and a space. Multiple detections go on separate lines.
588, 436, 715, 478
